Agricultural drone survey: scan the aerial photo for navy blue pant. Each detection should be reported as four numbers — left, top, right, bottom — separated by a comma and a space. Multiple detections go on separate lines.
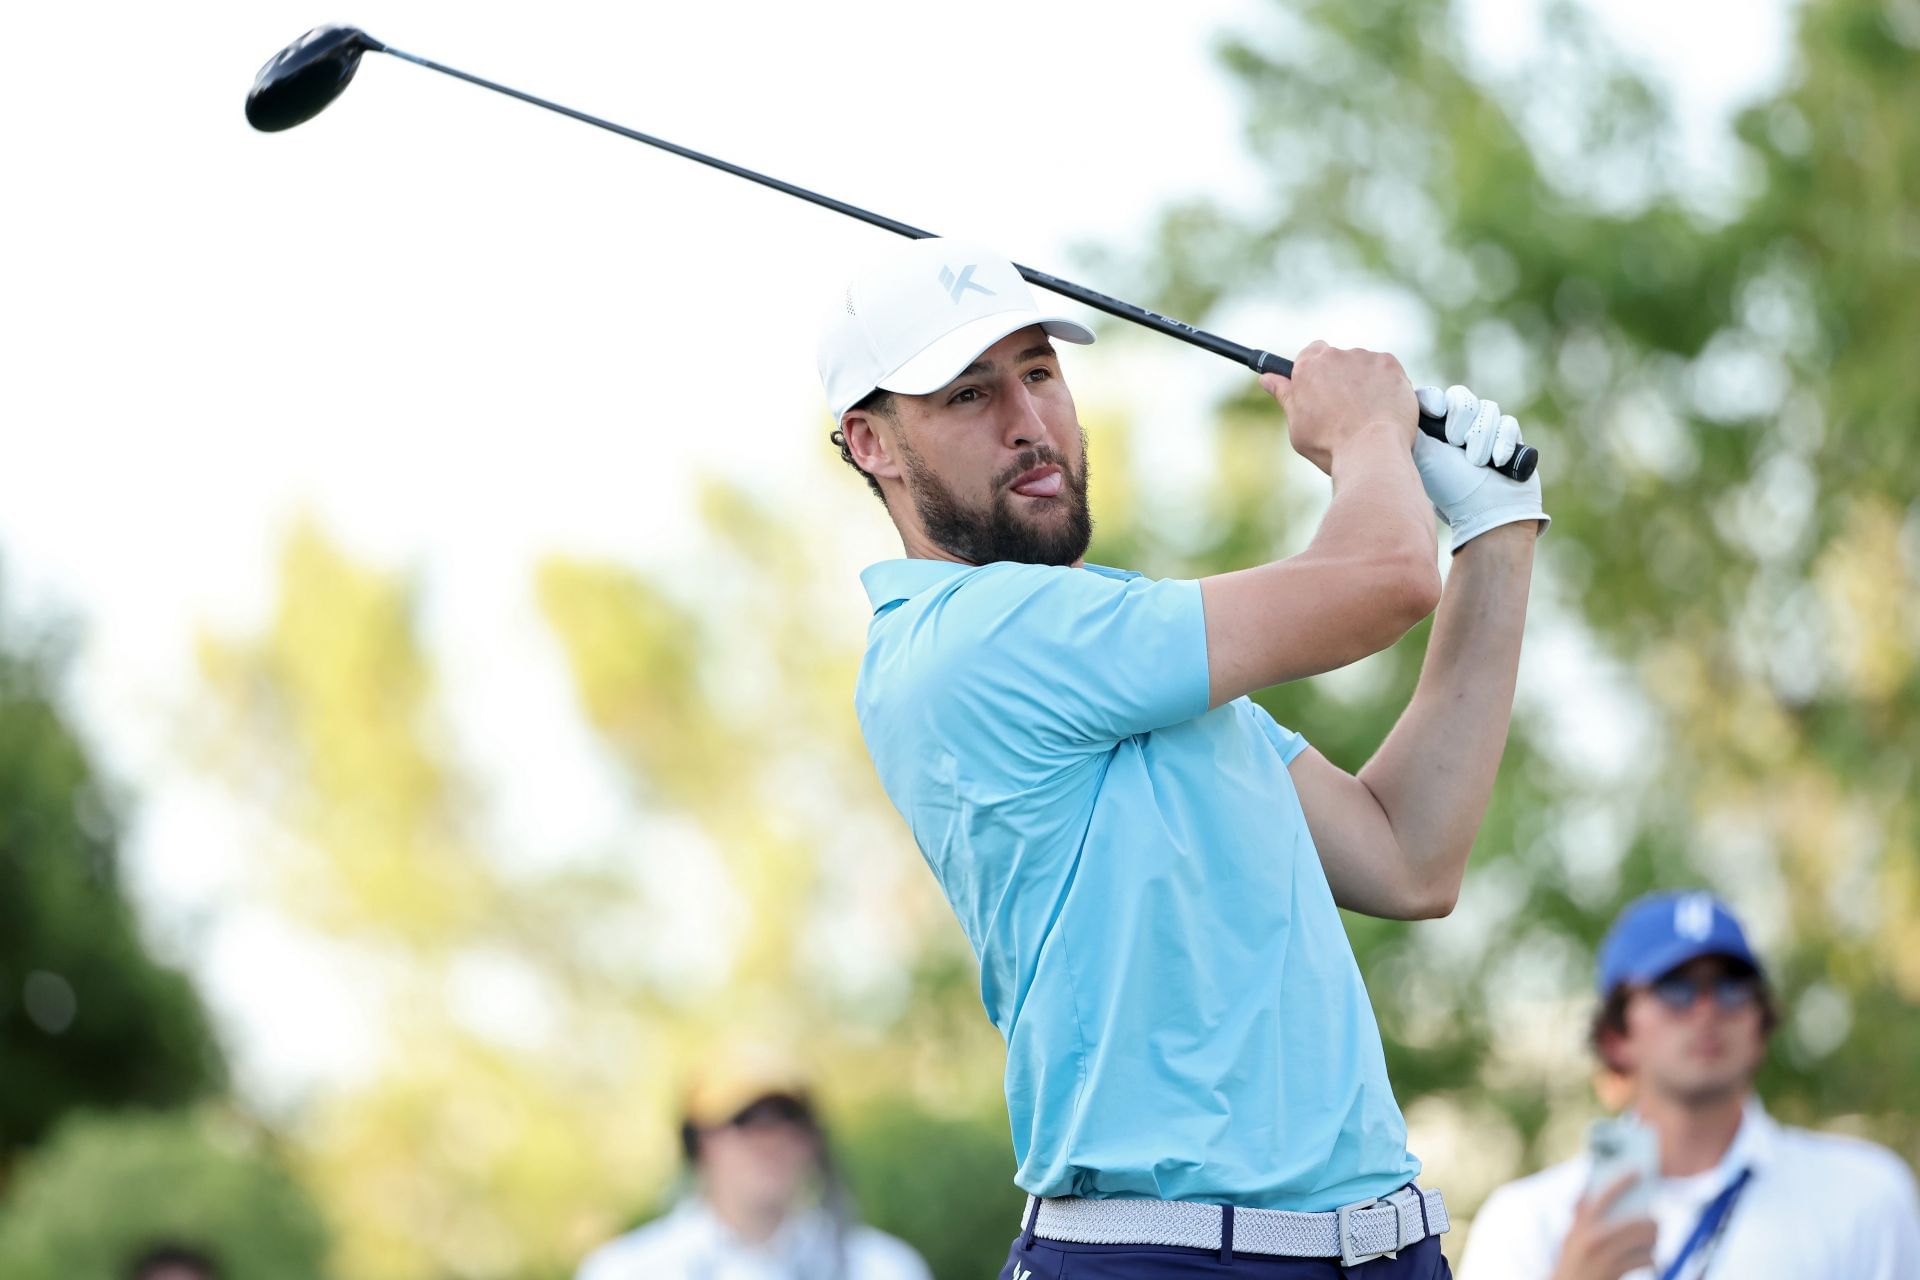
997, 1231, 1452, 1279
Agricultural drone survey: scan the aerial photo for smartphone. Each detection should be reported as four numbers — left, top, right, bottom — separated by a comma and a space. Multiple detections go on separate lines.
1584, 1115, 1658, 1221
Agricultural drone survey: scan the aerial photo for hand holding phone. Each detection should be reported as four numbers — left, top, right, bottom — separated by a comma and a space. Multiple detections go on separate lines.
1552, 1171, 1660, 1280
1584, 1116, 1658, 1222
1551, 1120, 1661, 1280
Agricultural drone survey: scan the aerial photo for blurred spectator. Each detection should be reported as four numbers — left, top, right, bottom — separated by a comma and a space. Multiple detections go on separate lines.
1461, 890, 1920, 1280
576, 1048, 930, 1280
126, 1244, 221, 1280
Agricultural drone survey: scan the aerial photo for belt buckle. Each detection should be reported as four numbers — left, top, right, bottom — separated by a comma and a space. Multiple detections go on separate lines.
1336, 1197, 1396, 1268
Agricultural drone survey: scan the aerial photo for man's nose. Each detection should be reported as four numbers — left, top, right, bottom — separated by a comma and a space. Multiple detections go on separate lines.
1003, 384, 1051, 450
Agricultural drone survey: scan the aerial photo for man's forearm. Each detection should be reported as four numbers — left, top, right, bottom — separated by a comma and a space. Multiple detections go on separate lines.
1203, 429, 1442, 705
1355, 522, 1538, 904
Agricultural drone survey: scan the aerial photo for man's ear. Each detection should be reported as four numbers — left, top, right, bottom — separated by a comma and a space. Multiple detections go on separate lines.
1598, 1025, 1634, 1077
841, 411, 903, 483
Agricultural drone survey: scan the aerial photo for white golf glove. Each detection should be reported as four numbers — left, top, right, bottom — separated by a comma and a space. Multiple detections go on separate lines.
1412, 385, 1549, 552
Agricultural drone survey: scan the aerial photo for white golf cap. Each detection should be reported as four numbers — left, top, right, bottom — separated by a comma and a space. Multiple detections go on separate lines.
817, 238, 1096, 420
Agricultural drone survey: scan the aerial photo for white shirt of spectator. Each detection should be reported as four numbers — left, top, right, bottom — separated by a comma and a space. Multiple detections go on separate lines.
1458, 1098, 1920, 1280
575, 1196, 932, 1280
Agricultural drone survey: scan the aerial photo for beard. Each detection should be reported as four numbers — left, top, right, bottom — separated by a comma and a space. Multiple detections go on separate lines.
900, 441, 1094, 567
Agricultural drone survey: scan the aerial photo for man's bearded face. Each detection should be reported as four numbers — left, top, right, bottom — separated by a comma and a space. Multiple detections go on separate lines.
900, 438, 1093, 567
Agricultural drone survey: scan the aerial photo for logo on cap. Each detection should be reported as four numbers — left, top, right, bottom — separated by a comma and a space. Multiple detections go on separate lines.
937, 263, 995, 304
1674, 892, 1715, 941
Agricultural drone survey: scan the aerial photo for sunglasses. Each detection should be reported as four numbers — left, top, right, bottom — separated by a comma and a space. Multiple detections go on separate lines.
729, 1094, 815, 1132
1646, 972, 1760, 1013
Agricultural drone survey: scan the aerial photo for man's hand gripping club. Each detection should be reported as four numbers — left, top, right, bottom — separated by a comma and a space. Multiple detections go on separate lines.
1412, 384, 1550, 550
1261, 339, 1421, 475
1200, 343, 1443, 710
1236, 348, 1550, 920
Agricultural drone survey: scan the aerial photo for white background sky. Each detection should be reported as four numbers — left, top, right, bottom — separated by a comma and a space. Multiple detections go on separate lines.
1, 0, 1793, 1104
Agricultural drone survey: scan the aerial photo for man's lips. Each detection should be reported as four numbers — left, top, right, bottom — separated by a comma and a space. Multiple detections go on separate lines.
1010, 465, 1064, 497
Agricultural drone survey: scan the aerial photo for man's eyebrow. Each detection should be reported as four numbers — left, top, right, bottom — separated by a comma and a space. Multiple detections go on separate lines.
947, 344, 1060, 386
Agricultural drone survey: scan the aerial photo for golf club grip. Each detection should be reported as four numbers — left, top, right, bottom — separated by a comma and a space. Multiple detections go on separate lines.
1419, 411, 1538, 483
1248, 352, 1539, 483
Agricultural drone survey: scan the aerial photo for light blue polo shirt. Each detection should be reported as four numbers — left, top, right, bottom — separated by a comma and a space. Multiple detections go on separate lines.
856, 558, 1421, 1211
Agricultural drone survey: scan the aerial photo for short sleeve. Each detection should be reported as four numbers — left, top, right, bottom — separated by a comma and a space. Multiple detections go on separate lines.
1249, 701, 1310, 764
928, 563, 1209, 748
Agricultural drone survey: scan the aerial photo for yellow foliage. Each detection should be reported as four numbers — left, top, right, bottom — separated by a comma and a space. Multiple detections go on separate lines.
1816, 496, 1916, 706
196, 521, 494, 947
1876, 837, 1920, 1001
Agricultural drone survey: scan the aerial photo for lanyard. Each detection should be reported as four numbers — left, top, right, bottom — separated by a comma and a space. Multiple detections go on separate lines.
1658, 1167, 1752, 1280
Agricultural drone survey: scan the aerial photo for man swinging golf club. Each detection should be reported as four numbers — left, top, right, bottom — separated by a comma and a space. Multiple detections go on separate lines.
823, 237, 1546, 1278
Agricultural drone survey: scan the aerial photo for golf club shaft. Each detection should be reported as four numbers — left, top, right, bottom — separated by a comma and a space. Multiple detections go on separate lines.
383, 45, 1273, 361
383, 46, 936, 241
378, 44, 1537, 482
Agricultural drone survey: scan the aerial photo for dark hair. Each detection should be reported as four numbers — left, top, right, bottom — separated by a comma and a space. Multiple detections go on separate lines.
829, 389, 895, 506
127, 1245, 221, 1280
681, 1093, 819, 1164
1588, 965, 1780, 1074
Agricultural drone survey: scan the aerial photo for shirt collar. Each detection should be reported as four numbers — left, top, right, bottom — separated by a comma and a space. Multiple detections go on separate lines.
673, 1196, 831, 1258
859, 558, 1139, 613
1724, 1094, 1776, 1172
1636, 1094, 1776, 1194
1615, 1095, 1776, 1200
860, 559, 974, 612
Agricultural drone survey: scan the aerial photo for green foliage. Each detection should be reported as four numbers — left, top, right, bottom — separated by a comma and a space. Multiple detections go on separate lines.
0, 1109, 328, 1280
0, 615, 222, 1168
1135, 0, 1920, 1187
837, 1101, 1025, 1280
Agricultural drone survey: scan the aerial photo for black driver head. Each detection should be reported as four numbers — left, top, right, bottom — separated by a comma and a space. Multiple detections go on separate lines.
246, 26, 386, 133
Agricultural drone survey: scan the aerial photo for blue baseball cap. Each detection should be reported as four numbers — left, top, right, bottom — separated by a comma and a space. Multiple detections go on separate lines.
1596, 891, 1763, 995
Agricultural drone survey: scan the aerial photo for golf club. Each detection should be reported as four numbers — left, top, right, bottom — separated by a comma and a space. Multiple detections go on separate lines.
247, 25, 1540, 482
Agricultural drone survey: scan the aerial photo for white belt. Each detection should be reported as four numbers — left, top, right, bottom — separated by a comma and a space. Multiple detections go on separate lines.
1022, 1185, 1448, 1268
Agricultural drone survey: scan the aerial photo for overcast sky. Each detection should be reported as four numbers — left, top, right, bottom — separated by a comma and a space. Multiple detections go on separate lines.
0, 0, 1794, 1104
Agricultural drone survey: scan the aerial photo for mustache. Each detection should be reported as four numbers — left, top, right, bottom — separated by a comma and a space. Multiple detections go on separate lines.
993, 446, 1075, 491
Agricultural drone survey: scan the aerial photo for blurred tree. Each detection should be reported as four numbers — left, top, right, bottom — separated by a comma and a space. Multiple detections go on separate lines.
195, 525, 497, 949
836, 1100, 1027, 1280
1125, 0, 1919, 1191
196, 525, 677, 1279
197, 518, 1018, 1279
0, 1109, 327, 1280
0, 608, 222, 1177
